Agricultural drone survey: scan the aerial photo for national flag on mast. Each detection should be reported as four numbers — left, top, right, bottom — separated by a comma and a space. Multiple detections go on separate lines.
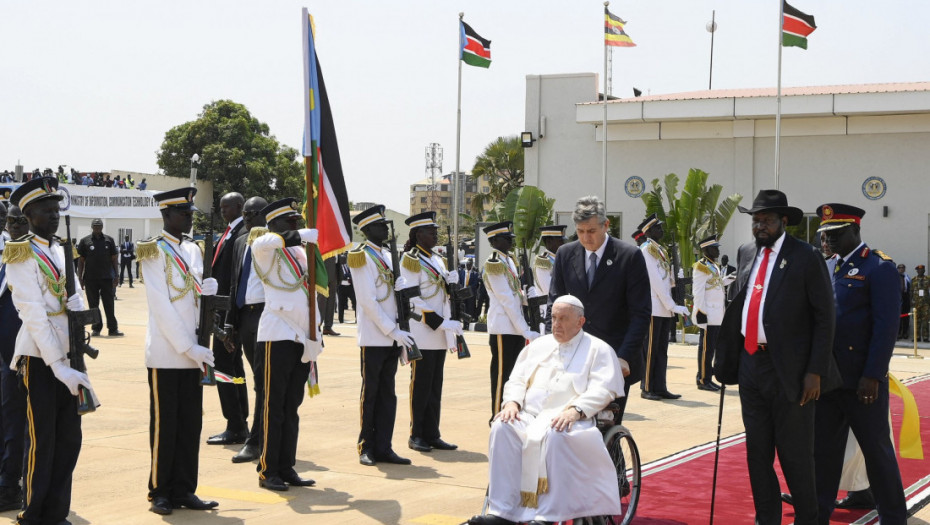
782, 2, 816, 49
460, 21, 491, 68
605, 8, 636, 47
301, 8, 352, 269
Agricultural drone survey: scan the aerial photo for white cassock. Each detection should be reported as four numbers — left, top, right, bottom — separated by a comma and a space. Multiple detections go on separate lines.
487, 330, 624, 522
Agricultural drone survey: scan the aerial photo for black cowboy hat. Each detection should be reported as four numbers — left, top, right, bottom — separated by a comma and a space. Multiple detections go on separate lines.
737, 189, 804, 226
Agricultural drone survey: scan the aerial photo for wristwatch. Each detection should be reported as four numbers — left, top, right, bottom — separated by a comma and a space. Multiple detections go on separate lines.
572, 406, 584, 418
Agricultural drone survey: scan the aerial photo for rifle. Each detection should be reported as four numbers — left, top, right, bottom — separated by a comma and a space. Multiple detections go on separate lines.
387, 221, 423, 363
668, 240, 693, 331
197, 219, 231, 386
519, 248, 547, 333
444, 226, 471, 359
63, 216, 101, 415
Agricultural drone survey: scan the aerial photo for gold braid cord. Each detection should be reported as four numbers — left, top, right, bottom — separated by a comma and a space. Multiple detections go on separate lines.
44, 273, 67, 317
164, 252, 200, 304
253, 250, 308, 293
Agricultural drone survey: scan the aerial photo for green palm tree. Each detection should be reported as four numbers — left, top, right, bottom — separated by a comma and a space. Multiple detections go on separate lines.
470, 135, 524, 220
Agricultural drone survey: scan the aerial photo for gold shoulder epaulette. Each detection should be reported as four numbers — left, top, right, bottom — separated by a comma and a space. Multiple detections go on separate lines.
136, 238, 161, 261
534, 254, 552, 271
693, 261, 711, 275
347, 248, 367, 269
247, 227, 269, 245
484, 259, 506, 276
402, 252, 421, 273
874, 249, 893, 261
646, 242, 662, 261
1, 236, 34, 264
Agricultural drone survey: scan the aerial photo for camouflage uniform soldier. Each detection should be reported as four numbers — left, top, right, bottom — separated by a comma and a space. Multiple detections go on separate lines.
912, 265, 930, 342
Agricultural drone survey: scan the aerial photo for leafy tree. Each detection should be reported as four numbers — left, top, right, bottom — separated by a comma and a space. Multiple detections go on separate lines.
469, 135, 525, 220
156, 100, 305, 227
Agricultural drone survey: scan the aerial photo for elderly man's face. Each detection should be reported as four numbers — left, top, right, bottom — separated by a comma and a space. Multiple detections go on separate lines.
575, 217, 609, 253
551, 302, 585, 343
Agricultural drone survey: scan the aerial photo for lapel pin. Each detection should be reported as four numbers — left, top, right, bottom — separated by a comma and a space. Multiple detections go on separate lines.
606, 259, 613, 266
848, 268, 859, 276
779, 259, 787, 269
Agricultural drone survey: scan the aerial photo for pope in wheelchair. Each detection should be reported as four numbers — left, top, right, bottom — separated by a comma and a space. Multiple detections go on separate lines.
464, 295, 625, 525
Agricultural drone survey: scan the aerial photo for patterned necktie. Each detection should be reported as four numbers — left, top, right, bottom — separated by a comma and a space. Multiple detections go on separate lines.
744, 248, 772, 354
587, 252, 597, 288
235, 247, 252, 308
212, 225, 231, 265
834, 257, 843, 276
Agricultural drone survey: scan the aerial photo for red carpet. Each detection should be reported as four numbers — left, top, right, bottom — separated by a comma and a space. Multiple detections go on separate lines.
629, 374, 930, 525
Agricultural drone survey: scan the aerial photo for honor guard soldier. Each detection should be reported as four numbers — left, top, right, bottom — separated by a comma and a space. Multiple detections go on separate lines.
912, 265, 930, 342
348, 205, 413, 466
0, 187, 11, 250
638, 213, 689, 401
691, 235, 732, 392
3, 177, 93, 524
813, 204, 907, 524
400, 211, 461, 453
250, 197, 320, 492
137, 187, 219, 515
482, 221, 539, 418
532, 225, 566, 300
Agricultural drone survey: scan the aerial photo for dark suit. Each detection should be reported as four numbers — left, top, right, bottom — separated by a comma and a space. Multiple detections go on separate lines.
0, 264, 25, 492
548, 236, 652, 421
211, 220, 249, 435
715, 233, 840, 525
814, 245, 906, 524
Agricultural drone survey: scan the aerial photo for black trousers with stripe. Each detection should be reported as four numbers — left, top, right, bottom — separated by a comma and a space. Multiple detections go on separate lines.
488, 334, 525, 417
696, 325, 720, 385
147, 368, 203, 501
258, 340, 310, 480
212, 331, 249, 434
409, 350, 446, 442
19, 356, 82, 525
0, 354, 25, 489
642, 316, 672, 394
358, 345, 400, 456
237, 304, 264, 448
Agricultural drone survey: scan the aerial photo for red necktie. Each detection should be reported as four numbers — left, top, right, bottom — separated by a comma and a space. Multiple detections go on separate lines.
212, 226, 231, 265
744, 248, 772, 354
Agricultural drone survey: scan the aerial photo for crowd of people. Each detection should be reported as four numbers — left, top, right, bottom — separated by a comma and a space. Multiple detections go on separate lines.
0, 167, 147, 190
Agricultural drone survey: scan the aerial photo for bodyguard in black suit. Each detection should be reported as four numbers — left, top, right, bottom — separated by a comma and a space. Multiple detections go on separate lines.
812, 204, 906, 524
207, 192, 250, 445
548, 196, 652, 422
715, 190, 840, 525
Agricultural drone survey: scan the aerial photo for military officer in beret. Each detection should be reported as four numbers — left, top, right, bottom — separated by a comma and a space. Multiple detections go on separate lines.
532, 225, 567, 322
813, 203, 906, 524
250, 197, 320, 492
912, 264, 930, 342
482, 221, 539, 418
401, 211, 461, 453
2, 177, 94, 524
692, 235, 732, 392
136, 187, 220, 515
348, 205, 413, 466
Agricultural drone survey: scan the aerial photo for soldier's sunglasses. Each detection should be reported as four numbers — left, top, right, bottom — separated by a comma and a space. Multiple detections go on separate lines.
6, 216, 27, 226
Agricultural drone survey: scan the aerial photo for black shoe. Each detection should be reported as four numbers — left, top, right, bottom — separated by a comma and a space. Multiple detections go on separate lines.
641, 391, 662, 401
108, 330, 124, 337
91, 330, 101, 337
259, 476, 289, 492
835, 488, 875, 509
207, 430, 249, 445
232, 443, 260, 463
129, 284, 134, 288
659, 391, 682, 400
376, 450, 412, 465
697, 383, 720, 392
408, 436, 432, 452
781, 492, 794, 506
359, 452, 377, 466
463, 514, 517, 525
281, 472, 316, 487
428, 438, 458, 450
150, 496, 172, 515
171, 493, 218, 510
0, 486, 23, 512
322, 328, 340, 336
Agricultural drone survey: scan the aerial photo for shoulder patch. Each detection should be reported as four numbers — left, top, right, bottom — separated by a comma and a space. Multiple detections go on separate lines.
402, 252, 421, 273
347, 249, 367, 269
534, 254, 552, 271
484, 259, 506, 276
873, 249, 893, 262
693, 261, 711, 275
0, 236, 34, 264
135, 238, 161, 261
247, 227, 269, 245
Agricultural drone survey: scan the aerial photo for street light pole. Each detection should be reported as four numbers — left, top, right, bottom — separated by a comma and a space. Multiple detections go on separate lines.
706, 11, 717, 90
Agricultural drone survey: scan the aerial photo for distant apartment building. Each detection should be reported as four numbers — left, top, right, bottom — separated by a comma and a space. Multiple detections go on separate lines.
409, 172, 490, 225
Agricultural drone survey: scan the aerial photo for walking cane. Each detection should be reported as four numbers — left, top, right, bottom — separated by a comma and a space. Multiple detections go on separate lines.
709, 385, 726, 525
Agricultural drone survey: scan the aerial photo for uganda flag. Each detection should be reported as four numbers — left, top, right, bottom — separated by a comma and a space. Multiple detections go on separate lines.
460, 21, 491, 68
783, 2, 816, 49
605, 8, 636, 47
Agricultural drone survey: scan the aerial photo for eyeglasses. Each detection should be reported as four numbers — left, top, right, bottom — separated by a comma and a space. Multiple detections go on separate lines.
6, 216, 27, 226
751, 217, 782, 228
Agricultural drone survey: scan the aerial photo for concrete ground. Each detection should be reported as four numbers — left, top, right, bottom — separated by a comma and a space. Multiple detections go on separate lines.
5, 283, 930, 524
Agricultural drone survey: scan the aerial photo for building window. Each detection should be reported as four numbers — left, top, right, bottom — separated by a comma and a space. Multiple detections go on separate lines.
421, 208, 427, 213
420, 197, 426, 203
440, 197, 449, 203
482, 187, 490, 194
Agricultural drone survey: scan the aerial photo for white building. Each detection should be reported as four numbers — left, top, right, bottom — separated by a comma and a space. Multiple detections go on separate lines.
524, 74, 930, 267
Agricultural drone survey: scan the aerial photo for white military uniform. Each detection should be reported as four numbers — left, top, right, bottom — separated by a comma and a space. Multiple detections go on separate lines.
533, 249, 555, 297
691, 257, 726, 328
484, 249, 530, 336
400, 245, 454, 350
488, 330, 624, 522
349, 241, 399, 348
640, 239, 676, 317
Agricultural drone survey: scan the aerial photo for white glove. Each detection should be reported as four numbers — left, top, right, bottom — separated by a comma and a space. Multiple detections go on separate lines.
439, 319, 463, 335
390, 328, 415, 348
200, 277, 218, 296
298, 228, 319, 244
394, 275, 410, 291
672, 305, 690, 316
526, 286, 540, 299
50, 360, 92, 396
723, 274, 737, 286
523, 329, 541, 342
301, 337, 323, 363
445, 271, 459, 285
185, 344, 215, 368
678, 268, 685, 279
66, 293, 86, 312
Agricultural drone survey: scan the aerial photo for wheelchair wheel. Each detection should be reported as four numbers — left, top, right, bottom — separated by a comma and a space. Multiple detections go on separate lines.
574, 425, 641, 525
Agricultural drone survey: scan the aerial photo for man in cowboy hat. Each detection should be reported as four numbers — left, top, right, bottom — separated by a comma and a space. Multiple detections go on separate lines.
715, 189, 840, 525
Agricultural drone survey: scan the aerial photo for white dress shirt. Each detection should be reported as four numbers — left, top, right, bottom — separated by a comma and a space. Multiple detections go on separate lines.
584, 235, 609, 274
740, 232, 787, 344
241, 244, 265, 305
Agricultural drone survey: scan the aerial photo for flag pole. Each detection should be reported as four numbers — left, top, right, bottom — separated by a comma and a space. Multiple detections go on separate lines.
602, 2, 609, 209
452, 13, 465, 261
302, 8, 318, 342
774, 0, 785, 190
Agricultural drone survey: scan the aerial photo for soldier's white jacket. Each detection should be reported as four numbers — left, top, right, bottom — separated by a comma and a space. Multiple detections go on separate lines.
3, 235, 77, 366
400, 245, 454, 350
691, 257, 726, 328
251, 230, 320, 345
641, 239, 676, 317
483, 249, 530, 336
348, 241, 399, 348
533, 249, 556, 297
138, 231, 203, 369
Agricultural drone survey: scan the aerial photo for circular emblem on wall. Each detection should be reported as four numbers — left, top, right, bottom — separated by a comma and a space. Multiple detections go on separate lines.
624, 176, 646, 198
57, 186, 71, 211
861, 176, 886, 200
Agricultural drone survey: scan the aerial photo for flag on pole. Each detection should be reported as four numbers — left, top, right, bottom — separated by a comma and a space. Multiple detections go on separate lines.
301, 9, 352, 271
782, 2, 816, 49
605, 8, 636, 47
460, 21, 491, 68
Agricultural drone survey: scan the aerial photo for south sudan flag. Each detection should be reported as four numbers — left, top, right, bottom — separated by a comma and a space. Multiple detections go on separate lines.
461, 21, 491, 68
605, 8, 636, 47
783, 2, 816, 49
